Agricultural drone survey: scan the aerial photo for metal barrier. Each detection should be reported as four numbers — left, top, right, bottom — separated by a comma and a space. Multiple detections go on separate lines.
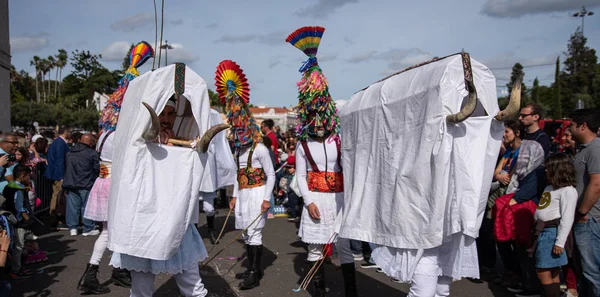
32, 163, 53, 215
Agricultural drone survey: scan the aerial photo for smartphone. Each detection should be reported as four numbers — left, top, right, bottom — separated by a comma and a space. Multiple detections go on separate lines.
0, 153, 16, 163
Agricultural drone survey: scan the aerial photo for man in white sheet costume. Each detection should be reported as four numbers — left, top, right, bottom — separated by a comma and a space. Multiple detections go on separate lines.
198, 108, 236, 244
107, 63, 230, 297
337, 53, 521, 297
215, 60, 275, 290
77, 41, 154, 295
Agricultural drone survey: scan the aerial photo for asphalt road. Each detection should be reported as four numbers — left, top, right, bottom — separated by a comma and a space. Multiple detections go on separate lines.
11, 210, 514, 297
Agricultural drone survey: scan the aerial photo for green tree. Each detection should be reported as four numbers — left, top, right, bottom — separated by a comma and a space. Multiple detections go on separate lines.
562, 29, 598, 110
507, 63, 528, 103
29, 56, 42, 102
55, 49, 68, 98
70, 49, 103, 79
554, 57, 562, 118
531, 77, 540, 103
122, 44, 134, 71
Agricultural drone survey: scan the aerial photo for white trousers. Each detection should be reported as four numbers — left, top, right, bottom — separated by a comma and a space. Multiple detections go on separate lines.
407, 274, 452, 297
307, 237, 353, 264
89, 222, 108, 265
202, 198, 215, 217
242, 227, 263, 246
130, 269, 207, 297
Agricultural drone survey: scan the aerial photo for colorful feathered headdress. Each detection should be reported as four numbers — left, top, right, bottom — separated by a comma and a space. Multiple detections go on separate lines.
215, 60, 261, 146
98, 41, 154, 134
286, 26, 340, 140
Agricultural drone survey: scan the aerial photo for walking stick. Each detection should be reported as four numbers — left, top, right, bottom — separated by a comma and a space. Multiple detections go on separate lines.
213, 207, 232, 245
201, 210, 267, 267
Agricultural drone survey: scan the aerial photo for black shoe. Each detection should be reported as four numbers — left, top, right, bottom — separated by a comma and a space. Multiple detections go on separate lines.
514, 289, 541, 297
308, 261, 327, 297
341, 263, 358, 297
77, 264, 111, 295
235, 244, 252, 280
239, 245, 263, 290
207, 216, 218, 244
111, 268, 131, 288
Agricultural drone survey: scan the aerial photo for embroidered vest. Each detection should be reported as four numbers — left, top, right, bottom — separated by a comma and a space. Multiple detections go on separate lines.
237, 144, 266, 189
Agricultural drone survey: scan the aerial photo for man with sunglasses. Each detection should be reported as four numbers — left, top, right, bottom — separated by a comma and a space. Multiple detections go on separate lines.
0, 133, 19, 193
519, 103, 551, 157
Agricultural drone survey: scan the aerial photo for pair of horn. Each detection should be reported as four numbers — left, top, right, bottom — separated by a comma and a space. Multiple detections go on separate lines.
446, 53, 522, 123
141, 102, 230, 153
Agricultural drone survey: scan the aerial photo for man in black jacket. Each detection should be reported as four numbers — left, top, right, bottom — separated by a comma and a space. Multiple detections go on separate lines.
63, 134, 99, 236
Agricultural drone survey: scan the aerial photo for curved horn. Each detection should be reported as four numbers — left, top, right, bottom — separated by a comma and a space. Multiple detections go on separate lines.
141, 102, 160, 142
446, 52, 478, 124
495, 73, 523, 121
198, 124, 231, 153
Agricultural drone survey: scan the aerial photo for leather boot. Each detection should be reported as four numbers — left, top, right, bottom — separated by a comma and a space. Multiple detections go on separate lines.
111, 267, 132, 288
77, 264, 111, 295
235, 244, 252, 279
207, 215, 218, 244
240, 245, 263, 290
309, 261, 327, 297
341, 263, 358, 297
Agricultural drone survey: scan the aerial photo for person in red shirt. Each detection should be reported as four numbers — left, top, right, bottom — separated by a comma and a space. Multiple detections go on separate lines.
260, 119, 279, 163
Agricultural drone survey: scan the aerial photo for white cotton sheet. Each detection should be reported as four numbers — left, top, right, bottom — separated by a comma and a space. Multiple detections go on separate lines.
337, 55, 504, 249
107, 64, 212, 260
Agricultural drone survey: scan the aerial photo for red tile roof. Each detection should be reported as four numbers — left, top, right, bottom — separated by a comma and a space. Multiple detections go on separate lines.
249, 107, 293, 114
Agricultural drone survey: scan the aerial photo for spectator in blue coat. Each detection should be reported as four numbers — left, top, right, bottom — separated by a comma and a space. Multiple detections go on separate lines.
43, 127, 71, 218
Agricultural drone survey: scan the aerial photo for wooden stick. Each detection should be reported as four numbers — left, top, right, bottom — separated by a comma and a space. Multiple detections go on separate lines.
167, 138, 193, 147
214, 208, 232, 244
201, 210, 266, 267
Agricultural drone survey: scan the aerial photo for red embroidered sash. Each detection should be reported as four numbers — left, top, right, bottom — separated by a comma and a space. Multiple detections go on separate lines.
307, 171, 344, 193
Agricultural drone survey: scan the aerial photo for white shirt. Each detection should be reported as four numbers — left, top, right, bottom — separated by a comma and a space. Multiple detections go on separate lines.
296, 136, 342, 205
232, 143, 275, 201
534, 185, 578, 248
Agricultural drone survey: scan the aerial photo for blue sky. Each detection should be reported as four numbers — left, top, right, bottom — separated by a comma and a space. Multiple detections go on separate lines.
9, 0, 600, 107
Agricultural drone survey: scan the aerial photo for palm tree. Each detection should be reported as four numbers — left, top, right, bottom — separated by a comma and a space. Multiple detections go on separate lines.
55, 49, 68, 98
47, 56, 56, 99
29, 56, 41, 102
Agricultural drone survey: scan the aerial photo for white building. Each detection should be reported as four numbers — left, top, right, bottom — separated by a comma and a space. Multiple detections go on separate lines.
91, 92, 109, 112
249, 106, 297, 130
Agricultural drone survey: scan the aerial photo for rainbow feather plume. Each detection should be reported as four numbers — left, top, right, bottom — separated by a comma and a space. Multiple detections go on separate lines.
286, 26, 339, 140
99, 41, 155, 134
285, 26, 325, 58
214, 60, 261, 144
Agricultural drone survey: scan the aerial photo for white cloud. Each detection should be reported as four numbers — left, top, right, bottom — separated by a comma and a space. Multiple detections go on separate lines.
10, 34, 49, 52
101, 41, 133, 61
169, 19, 183, 26
214, 32, 286, 45
162, 43, 199, 63
110, 13, 154, 32
346, 51, 377, 63
296, 0, 359, 19
481, 0, 600, 18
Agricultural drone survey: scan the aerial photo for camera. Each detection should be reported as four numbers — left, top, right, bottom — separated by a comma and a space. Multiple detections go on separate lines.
0, 153, 16, 163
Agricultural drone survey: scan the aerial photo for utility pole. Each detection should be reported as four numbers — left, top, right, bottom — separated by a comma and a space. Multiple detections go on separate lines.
573, 6, 594, 36
160, 40, 174, 67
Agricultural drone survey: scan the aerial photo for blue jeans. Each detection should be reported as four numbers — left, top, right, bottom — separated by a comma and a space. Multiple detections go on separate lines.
0, 280, 11, 296
574, 216, 600, 297
65, 189, 95, 233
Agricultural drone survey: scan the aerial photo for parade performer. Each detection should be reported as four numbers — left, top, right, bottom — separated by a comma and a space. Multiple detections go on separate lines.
77, 41, 154, 295
337, 52, 522, 297
286, 26, 357, 297
199, 108, 236, 244
215, 60, 275, 290
107, 62, 229, 297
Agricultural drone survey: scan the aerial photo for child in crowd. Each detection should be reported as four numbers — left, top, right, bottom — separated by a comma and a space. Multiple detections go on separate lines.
529, 153, 578, 297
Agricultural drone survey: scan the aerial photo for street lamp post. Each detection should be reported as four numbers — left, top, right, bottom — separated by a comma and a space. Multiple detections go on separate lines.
160, 40, 174, 67
573, 6, 594, 36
